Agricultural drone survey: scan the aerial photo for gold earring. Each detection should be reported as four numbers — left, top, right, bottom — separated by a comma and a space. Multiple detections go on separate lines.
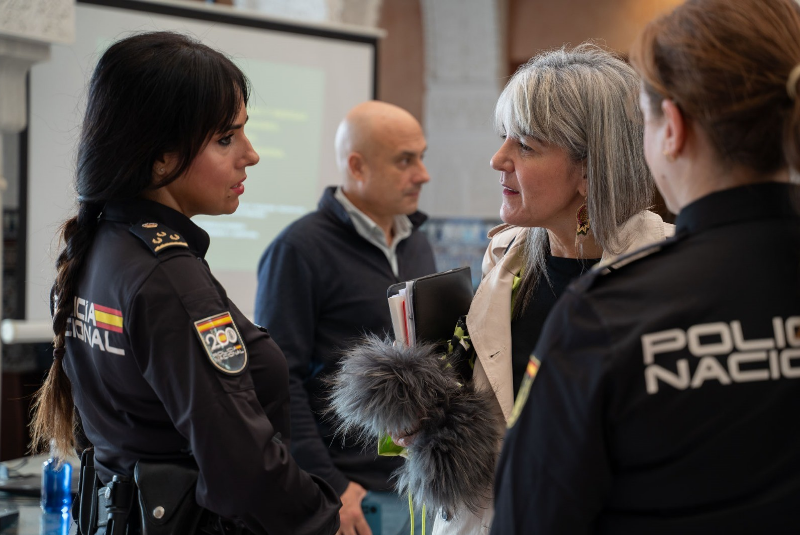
662, 150, 676, 162
576, 203, 590, 237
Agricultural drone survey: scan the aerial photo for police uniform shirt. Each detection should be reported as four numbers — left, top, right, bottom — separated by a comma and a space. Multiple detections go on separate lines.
62, 198, 340, 535
492, 182, 800, 534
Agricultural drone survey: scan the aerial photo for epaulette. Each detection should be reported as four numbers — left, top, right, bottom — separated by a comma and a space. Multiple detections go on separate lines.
572, 232, 685, 293
129, 220, 190, 256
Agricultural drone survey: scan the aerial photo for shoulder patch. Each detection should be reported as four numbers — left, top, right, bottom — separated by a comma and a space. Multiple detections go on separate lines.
572, 232, 685, 293
129, 221, 189, 256
508, 355, 540, 428
193, 312, 248, 374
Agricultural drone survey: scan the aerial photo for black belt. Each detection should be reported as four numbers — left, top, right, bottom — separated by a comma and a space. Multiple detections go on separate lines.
93, 482, 253, 535
77, 450, 252, 535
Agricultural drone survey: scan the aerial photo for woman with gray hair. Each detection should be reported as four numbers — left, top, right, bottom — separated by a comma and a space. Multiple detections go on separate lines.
330, 43, 672, 535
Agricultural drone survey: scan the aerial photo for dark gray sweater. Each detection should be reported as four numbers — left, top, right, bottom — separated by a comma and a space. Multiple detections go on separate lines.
254, 186, 436, 494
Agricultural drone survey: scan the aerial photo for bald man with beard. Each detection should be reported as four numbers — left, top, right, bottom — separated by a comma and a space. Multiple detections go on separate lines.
255, 101, 436, 534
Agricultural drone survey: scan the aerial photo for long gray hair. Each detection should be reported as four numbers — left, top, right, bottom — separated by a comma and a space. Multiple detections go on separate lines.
495, 43, 653, 317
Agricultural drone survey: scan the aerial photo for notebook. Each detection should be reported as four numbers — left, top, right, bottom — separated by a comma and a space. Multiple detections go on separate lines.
387, 266, 473, 346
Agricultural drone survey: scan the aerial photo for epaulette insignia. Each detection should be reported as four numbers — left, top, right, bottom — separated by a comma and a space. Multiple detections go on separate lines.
129, 221, 189, 256
572, 233, 684, 293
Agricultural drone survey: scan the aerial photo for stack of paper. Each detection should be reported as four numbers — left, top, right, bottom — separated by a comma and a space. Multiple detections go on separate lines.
386, 267, 473, 347
388, 290, 409, 345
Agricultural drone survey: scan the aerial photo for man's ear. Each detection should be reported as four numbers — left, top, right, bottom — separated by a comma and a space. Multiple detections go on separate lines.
661, 99, 686, 158
348, 152, 367, 183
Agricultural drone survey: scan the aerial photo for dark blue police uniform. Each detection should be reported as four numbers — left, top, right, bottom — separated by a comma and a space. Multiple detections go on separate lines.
492, 182, 800, 534
62, 198, 340, 535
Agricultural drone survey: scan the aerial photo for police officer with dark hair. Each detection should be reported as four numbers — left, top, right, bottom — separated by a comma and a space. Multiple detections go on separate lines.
491, 0, 800, 533
30, 31, 340, 534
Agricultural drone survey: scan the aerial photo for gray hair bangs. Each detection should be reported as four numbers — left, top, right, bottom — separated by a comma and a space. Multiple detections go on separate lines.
494, 66, 588, 164
497, 43, 654, 317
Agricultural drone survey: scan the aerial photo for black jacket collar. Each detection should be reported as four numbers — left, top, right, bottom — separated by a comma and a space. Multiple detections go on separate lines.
102, 198, 211, 257
675, 182, 800, 236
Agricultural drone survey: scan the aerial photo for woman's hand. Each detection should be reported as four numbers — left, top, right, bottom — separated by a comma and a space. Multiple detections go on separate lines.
390, 430, 418, 448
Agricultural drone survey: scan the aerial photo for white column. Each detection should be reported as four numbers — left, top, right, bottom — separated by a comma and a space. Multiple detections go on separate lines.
0, 0, 75, 457
0, 37, 51, 131
0, 0, 75, 44
419, 0, 506, 218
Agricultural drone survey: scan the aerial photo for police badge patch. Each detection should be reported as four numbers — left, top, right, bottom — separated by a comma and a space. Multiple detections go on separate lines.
193, 312, 248, 374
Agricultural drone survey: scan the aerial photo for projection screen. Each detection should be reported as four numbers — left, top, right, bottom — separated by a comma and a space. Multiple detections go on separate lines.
27, 0, 378, 322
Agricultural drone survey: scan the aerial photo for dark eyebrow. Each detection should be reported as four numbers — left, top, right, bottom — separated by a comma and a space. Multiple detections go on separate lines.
227, 115, 249, 131
398, 147, 426, 159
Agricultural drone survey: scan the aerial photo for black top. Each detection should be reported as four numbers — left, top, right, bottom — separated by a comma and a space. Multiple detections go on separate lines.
63, 198, 340, 535
492, 182, 800, 534
511, 256, 599, 394
254, 186, 437, 494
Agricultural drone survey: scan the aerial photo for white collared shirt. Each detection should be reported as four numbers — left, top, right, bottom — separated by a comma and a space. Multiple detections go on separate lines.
334, 187, 413, 277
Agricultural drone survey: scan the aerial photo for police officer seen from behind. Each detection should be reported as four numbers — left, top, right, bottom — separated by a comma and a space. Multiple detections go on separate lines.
492, 0, 800, 532
30, 32, 340, 535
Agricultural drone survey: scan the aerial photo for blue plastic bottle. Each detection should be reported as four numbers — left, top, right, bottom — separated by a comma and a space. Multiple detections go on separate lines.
39, 512, 70, 535
41, 439, 72, 513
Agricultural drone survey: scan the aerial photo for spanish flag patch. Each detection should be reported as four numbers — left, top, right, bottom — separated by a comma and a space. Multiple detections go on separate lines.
508, 355, 540, 428
94, 304, 123, 333
193, 312, 248, 374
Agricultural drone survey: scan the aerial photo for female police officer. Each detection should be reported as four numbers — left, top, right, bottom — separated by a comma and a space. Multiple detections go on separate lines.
492, 0, 800, 532
30, 32, 340, 534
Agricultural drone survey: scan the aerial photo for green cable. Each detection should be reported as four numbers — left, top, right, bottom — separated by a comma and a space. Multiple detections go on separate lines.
408, 492, 426, 535
408, 492, 414, 535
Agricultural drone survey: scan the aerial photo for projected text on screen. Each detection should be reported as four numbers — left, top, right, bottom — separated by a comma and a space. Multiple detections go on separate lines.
195, 59, 325, 272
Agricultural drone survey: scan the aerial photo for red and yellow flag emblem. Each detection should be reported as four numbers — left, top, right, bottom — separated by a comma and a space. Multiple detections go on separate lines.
508, 355, 541, 428
94, 304, 123, 333
195, 313, 234, 333
525, 358, 540, 379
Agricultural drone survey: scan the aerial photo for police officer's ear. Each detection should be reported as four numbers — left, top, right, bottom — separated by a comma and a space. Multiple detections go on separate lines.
152, 154, 179, 186
661, 99, 686, 159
